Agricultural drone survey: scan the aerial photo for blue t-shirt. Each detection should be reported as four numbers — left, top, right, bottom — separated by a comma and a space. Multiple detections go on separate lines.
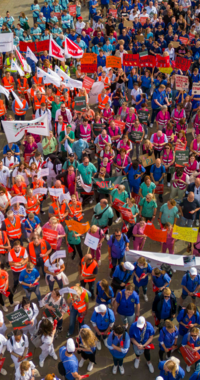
177, 309, 200, 336
159, 326, 178, 350
24, 215, 41, 232
150, 164, 165, 182
124, 164, 145, 193
19, 268, 40, 289
129, 321, 154, 344
107, 331, 130, 359
3, 144, 20, 162
153, 274, 171, 289
113, 265, 134, 283
161, 298, 172, 320
182, 332, 200, 348
181, 273, 200, 295
107, 234, 129, 259
158, 361, 185, 380
91, 308, 115, 331
96, 281, 114, 305
116, 289, 139, 316
133, 262, 152, 287
59, 347, 78, 380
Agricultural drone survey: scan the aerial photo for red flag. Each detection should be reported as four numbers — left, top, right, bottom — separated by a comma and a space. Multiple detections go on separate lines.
155, 55, 170, 68
152, 284, 159, 292
123, 54, 139, 67
175, 56, 191, 71
65, 37, 83, 59
49, 36, 64, 61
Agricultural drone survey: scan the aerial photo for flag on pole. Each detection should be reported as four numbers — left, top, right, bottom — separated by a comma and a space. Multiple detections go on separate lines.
64, 37, 83, 59
61, 76, 83, 89
11, 60, 24, 77
47, 67, 60, 80
49, 35, 64, 61
36, 67, 46, 78
0, 85, 10, 100
14, 46, 31, 73
55, 65, 69, 80
26, 47, 38, 63
11, 90, 24, 109
43, 72, 61, 87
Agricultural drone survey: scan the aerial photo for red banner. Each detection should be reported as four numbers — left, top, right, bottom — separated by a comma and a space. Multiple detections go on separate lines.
179, 37, 189, 45
180, 346, 200, 366
0, 358, 5, 372
109, 9, 117, 17
69, 4, 76, 16
112, 199, 125, 212
36, 40, 50, 53
42, 228, 58, 250
143, 222, 167, 243
139, 55, 156, 68
155, 55, 170, 68
114, 120, 125, 134
54, 12, 61, 20
175, 56, 191, 71
155, 184, 164, 194
24, 153, 33, 164
123, 54, 139, 67
119, 206, 135, 223
82, 76, 94, 93
131, 192, 140, 205
19, 41, 36, 52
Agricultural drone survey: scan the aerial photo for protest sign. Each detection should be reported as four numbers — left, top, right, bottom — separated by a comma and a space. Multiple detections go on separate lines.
106, 56, 121, 69
42, 228, 58, 250
172, 225, 198, 243
138, 110, 149, 124
179, 37, 189, 45
43, 307, 62, 320
189, 33, 195, 41
140, 17, 147, 25
139, 153, 155, 168
10, 196, 27, 206
123, 20, 133, 29
89, 82, 104, 105
125, 250, 184, 270
59, 192, 71, 203
171, 41, 180, 48
131, 192, 141, 205
180, 346, 200, 366
2, 113, 49, 143
155, 184, 164, 194
129, 130, 143, 142
83, 76, 95, 93
175, 150, 189, 167
114, 120, 125, 134
59, 287, 77, 296
32, 188, 47, 196
0, 33, 13, 52
139, 55, 155, 68
136, 35, 145, 43
51, 250, 66, 262
159, 67, 173, 74
155, 55, 170, 68
74, 96, 86, 112
0, 358, 5, 372
175, 75, 189, 91
84, 233, 99, 250
120, 207, 135, 223
19, 41, 37, 52
6, 308, 31, 329
112, 199, 125, 212
192, 83, 200, 95
76, 174, 92, 193
65, 220, 90, 234
143, 222, 167, 243
68, 4, 76, 16
93, 175, 130, 194
109, 9, 117, 17
123, 54, 139, 67
48, 188, 63, 197
81, 53, 97, 73
38, 168, 49, 178
93, 123, 104, 136
175, 56, 191, 71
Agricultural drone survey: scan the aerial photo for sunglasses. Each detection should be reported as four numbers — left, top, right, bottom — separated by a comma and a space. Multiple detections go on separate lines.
115, 234, 121, 237
191, 335, 197, 337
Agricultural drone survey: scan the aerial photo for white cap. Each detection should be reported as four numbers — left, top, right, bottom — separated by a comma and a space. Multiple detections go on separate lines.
156, 377, 164, 380
124, 262, 135, 271
136, 316, 146, 329
190, 267, 197, 276
95, 304, 107, 313
66, 338, 75, 353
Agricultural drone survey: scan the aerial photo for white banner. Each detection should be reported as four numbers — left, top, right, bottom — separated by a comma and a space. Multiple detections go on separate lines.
59, 192, 71, 203
51, 250, 66, 262
48, 188, 63, 197
2, 113, 49, 143
32, 188, 48, 196
84, 233, 99, 250
26, 47, 38, 63
55, 65, 68, 80
0, 85, 9, 100
43, 72, 61, 87
0, 33, 13, 52
47, 67, 60, 80
10, 196, 27, 205
61, 76, 83, 90
37, 67, 46, 78
77, 174, 92, 193
11, 60, 24, 76
192, 83, 200, 95
89, 82, 104, 105
11, 90, 24, 109
38, 168, 49, 178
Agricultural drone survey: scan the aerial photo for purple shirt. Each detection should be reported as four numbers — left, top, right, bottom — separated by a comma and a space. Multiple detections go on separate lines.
24, 141, 38, 155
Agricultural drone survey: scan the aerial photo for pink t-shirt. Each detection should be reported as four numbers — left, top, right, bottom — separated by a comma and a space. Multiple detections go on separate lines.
24, 141, 38, 155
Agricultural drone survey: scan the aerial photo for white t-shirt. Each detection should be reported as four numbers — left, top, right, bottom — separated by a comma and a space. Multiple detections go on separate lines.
14, 303, 39, 322
44, 258, 64, 274
15, 361, 35, 380
3, 157, 18, 171
7, 334, 29, 356
0, 334, 7, 354
0, 193, 11, 208
131, 88, 142, 104
0, 166, 10, 186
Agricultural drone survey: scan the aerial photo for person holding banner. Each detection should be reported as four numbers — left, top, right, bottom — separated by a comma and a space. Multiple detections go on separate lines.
121, 197, 139, 238
177, 303, 200, 346
110, 185, 128, 224
25, 189, 40, 216
14, 296, 39, 336
158, 320, 178, 361
181, 326, 200, 373
158, 357, 185, 380
87, 225, 104, 265
152, 268, 172, 293
7, 330, 29, 370
44, 250, 67, 291
42, 216, 65, 250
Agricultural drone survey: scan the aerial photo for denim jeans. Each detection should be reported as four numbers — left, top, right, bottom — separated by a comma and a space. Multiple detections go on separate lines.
120, 313, 135, 327
180, 216, 194, 227
68, 304, 85, 335
47, 275, 63, 292
24, 284, 41, 301
135, 285, 147, 295
113, 357, 123, 366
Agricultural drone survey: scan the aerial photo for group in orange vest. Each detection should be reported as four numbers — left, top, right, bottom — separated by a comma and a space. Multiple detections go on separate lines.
8, 240, 28, 293
25, 190, 40, 215
3, 212, 22, 245
67, 284, 89, 335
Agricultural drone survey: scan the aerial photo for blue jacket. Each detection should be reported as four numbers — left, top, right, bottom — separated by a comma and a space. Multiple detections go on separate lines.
113, 264, 134, 285
159, 326, 178, 350
107, 331, 130, 359
177, 308, 200, 336
129, 321, 154, 344
116, 289, 139, 316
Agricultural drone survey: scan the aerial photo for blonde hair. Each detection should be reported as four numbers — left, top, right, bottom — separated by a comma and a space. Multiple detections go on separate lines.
137, 256, 147, 267
163, 287, 171, 296
80, 328, 98, 350
165, 320, 175, 331
20, 361, 30, 376
165, 357, 180, 378
144, 139, 153, 150
90, 225, 98, 233
49, 217, 58, 225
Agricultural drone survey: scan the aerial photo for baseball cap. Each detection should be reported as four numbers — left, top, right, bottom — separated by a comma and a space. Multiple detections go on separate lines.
190, 267, 197, 276
69, 153, 74, 157
66, 338, 75, 352
136, 316, 145, 329
124, 262, 135, 271
78, 16, 83, 19
95, 304, 107, 313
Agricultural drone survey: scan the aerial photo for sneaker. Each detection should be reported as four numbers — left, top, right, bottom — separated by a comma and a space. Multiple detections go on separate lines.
79, 358, 85, 368
105, 234, 110, 240
89, 198, 94, 204
39, 300, 43, 308
119, 365, 125, 375
52, 353, 58, 360
40, 210, 45, 215
144, 294, 148, 302
103, 338, 107, 347
167, 182, 171, 187
115, 217, 121, 224
134, 358, 140, 369
87, 362, 94, 372
39, 360, 44, 368
0, 369, 7, 375
98, 259, 101, 266
96, 340, 101, 350
196, 220, 200, 227
147, 363, 154, 373
186, 365, 191, 373
112, 365, 118, 374
150, 123, 153, 128
2, 305, 8, 312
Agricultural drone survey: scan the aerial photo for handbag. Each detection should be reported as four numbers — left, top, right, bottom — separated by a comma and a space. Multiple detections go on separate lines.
31, 334, 42, 348
94, 206, 109, 220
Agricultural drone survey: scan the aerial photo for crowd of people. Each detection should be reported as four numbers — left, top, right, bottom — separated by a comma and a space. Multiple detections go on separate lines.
1, 0, 200, 379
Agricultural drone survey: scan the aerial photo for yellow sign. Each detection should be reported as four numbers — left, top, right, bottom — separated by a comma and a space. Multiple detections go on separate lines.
159, 67, 173, 74
172, 225, 198, 243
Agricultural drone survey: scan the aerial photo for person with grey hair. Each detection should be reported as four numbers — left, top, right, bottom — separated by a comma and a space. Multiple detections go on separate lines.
179, 192, 200, 227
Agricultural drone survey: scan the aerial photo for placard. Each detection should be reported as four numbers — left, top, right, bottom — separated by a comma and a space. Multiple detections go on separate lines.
123, 54, 139, 67
139, 153, 155, 168
43, 307, 62, 320
10, 196, 27, 206
38, 168, 49, 178
140, 17, 147, 26
59, 192, 71, 203
179, 37, 189, 45
137, 110, 149, 124
155, 184, 164, 194
139, 55, 156, 68
136, 35, 145, 43
24, 153, 32, 164
119, 206, 135, 223
144, 222, 167, 242
172, 225, 198, 243
81, 53, 97, 73
175, 150, 189, 167
109, 9, 117, 17
83, 76, 95, 93
175, 75, 189, 91
74, 96, 86, 112
65, 220, 90, 234
123, 20, 133, 29
155, 55, 170, 68
192, 83, 200, 95
112, 198, 125, 212
59, 287, 77, 295
131, 192, 140, 205
93, 123, 104, 136
68, 4, 76, 16
42, 228, 58, 250
175, 56, 191, 71
48, 188, 64, 197
6, 308, 31, 329
114, 120, 125, 134
129, 130, 143, 142
51, 250, 66, 262
32, 188, 48, 196
106, 56, 121, 69
171, 41, 180, 48
0, 358, 5, 372
84, 233, 99, 250
180, 346, 200, 366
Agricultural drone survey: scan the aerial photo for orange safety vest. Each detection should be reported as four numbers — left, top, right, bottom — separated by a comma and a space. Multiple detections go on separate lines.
33, 76, 44, 87
47, 95, 54, 109
32, 179, 45, 201
2, 76, 14, 92
0, 270, 8, 291
72, 287, 87, 313
9, 247, 27, 272
81, 257, 98, 282
34, 95, 46, 110
59, 203, 67, 222
26, 195, 40, 215
68, 201, 83, 222
4, 216, 22, 240
50, 202, 60, 218
14, 99, 27, 116
17, 78, 29, 94
98, 76, 110, 89
51, 185, 65, 201
28, 239, 49, 265
0, 231, 8, 254
0, 100, 6, 117
98, 94, 109, 110
12, 182, 27, 195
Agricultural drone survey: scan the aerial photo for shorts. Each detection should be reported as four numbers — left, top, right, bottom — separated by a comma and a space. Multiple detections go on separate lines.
101, 3, 109, 9
181, 292, 195, 300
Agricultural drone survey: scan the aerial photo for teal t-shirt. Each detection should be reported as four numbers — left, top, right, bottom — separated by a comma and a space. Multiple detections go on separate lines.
91, 204, 114, 227
139, 198, 157, 218
59, 130, 75, 151
140, 182, 156, 197
65, 225, 81, 245
111, 189, 128, 203
122, 203, 139, 223
160, 203, 179, 225
78, 162, 97, 185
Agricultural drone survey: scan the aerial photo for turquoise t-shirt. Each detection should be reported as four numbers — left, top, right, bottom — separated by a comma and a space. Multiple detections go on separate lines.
140, 182, 156, 197
139, 198, 157, 218
111, 189, 128, 203
122, 203, 139, 223
78, 162, 97, 185
91, 204, 114, 227
160, 203, 179, 225
65, 225, 81, 245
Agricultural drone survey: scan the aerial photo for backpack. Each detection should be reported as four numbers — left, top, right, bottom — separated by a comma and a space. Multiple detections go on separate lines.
152, 164, 164, 176
160, 263, 173, 278
58, 361, 66, 376
9, 334, 25, 346
111, 234, 127, 244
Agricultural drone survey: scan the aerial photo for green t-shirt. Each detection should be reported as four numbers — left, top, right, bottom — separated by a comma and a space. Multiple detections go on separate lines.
63, 159, 79, 171
160, 203, 179, 225
51, 102, 62, 119
122, 203, 139, 223
42, 136, 57, 155
59, 130, 75, 151
140, 182, 156, 197
78, 162, 97, 185
111, 189, 128, 203
91, 203, 114, 227
65, 225, 81, 245
139, 198, 157, 218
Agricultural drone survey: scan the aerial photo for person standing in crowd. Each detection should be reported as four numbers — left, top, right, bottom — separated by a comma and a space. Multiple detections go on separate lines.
107, 229, 129, 276
79, 253, 98, 300
91, 304, 115, 350
107, 324, 130, 375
